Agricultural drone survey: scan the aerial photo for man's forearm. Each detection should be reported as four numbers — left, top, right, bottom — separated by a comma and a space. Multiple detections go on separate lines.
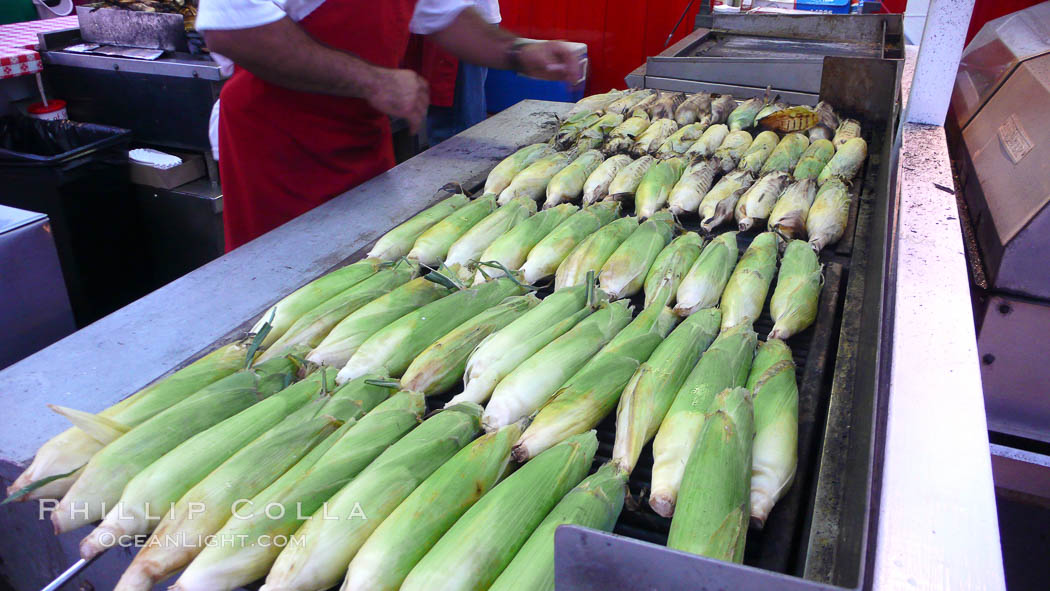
428, 8, 517, 70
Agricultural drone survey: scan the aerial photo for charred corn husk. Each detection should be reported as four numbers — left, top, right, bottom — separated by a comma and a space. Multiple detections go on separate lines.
768, 178, 818, 239
498, 152, 575, 204
612, 309, 719, 473
400, 432, 597, 591
685, 123, 729, 158
473, 204, 577, 283
489, 462, 627, 591
575, 112, 625, 152
817, 137, 867, 185
746, 340, 798, 527
582, 154, 632, 204
649, 325, 757, 517
631, 118, 679, 157
668, 157, 719, 215
793, 139, 835, 181
709, 95, 735, 124
545, 150, 605, 208
599, 211, 675, 298
675, 92, 712, 125
759, 132, 810, 175
720, 231, 779, 331
832, 118, 861, 149
699, 170, 755, 232
484, 144, 556, 196
650, 92, 687, 120
714, 130, 754, 173
605, 89, 655, 116
629, 93, 661, 118
656, 122, 707, 157
445, 197, 536, 268
367, 195, 471, 261
521, 202, 620, 283
807, 178, 851, 252
808, 125, 833, 142
643, 232, 704, 308
555, 217, 639, 289
727, 97, 765, 131
408, 196, 497, 266
567, 90, 628, 117
756, 101, 787, 121
737, 171, 791, 231
606, 155, 656, 201
482, 300, 632, 432
757, 105, 819, 133
604, 113, 651, 155
666, 386, 754, 561
738, 130, 780, 175
552, 111, 601, 150
635, 157, 686, 219
814, 101, 839, 130
674, 231, 739, 316
769, 240, 822, 340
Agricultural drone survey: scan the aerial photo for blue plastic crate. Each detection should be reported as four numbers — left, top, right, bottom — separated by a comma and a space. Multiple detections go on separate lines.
795, 0, 851, 14
485, 69, 585, 113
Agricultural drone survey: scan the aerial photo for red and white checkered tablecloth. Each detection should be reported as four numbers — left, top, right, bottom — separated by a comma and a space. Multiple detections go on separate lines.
0, 16, 78, 80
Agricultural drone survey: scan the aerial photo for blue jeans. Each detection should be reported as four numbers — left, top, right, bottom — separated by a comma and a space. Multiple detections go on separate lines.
427, 62, 488, 146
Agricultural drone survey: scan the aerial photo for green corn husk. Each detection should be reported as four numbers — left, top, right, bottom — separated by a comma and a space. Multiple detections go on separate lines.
575, 112, 626, 152
582, 155, 632, 204
656, 122, 707, 156
674, 92, 712, 125
674, 231, 739, 316
759, 133, 810, 176
473, 204, 578, 283
684, 123, 729, 158
666, 386, 754, 561
555, 217, 639, 290
807, 179, 851, 252
258, 263, 416, 362
451, 285, 597, 406
630, 118, 679, 157
408, 196, 498, 266
635, 157, 687, 219
488, 462, 628, 591
606, 89, 655, 116
445, 197, 537, 268
261, 404, 482, 591
8, 342, 249, 502
337, 277, 524, 382
817, 137, 867, 185
484, 144, 557, 195
736, 171, 791, 231
172, 390, 424, 591
698, 171, 755, 233
792, 139, 835, 180
745, 339, 797, 527
367, 194, 471, 261
727, 96, 766, 131
401, 295, 539, 395
756, 101, 787, 121
400, 431, 598, 591
605, 155, 655, 200
738, 130, 780, 175
483, 300, 633, 432
832, 118, 861, 149
713, 130, 754, 172
768, 178, 818, 239
568, 90, 628, 116
498, 152, 575, 204
720, 231, 779, 331
649, 325, 757, 517
512, 305, 677, 460
598, 211, 675, 299
51, 357, 298, 534
643, 232, 704, 308
521, 202, 621, 284
612, 309, 720, 473
342, 423, 522, 591
709, 95, 735, 124
629, 93, 660, 118
667, 157, 719, 215
544, 150, 605, 208
552, 111, 601, 150
603, 113, 652, 155
306, 277, 454, 368
769, 240, 822, 340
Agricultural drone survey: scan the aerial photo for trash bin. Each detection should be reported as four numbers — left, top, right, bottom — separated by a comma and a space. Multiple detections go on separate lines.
0, 116, 149, 326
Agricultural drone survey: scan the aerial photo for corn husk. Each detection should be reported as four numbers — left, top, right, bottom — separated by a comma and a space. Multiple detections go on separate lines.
685, 123, 729, 158
521, 202, 621, 283
337, 277, 524, 382
674, 231, 739, 316
598, 211, 675, 299
814, 100, 840, 130
484, 144, 557, 196
488, 462, 627, 591
759, 132, 810, 176
727, 96, 766, 131
552, 111, 601, 150
650, 92, 687, 120
698, 171, 755, 232
634, 157, 687, 219
737, 171, 791, 231
807, 178, 851, 252
445, 197, 537, 269
400, 431, 598, 591
498, 152, 575, 204
768, 178, 818, 239
367, 195, 471, 261
582, 155, 632, 204
574, 112, 626, 152
649, 324, 757, 517
792, 139, 835, 181
832, 118, 861, 149
603, 113, 651, 154
483, 300, 633, 432
667, 157, 719, 215
342, 424, 522, 591
408, 196, 498, 265
643, 232, 704, 308
656, 122, 707, 157
674, 92, 712, 125
745, 339, 797, 527
612, 309, 720, 473
555, 217, 639, 290
473, 204, 578, 283
306, 277, 453, 368
769, 240, 822, 340
738, 130, 780, 175
631, 118, 679, 157
756, 101, 787, 121
817, 137, 867, 185
261, 404, 482, 591
172, 390, 424, 591
666, 386, 754, 561
629, 93, 660, 118
722, 231, 778, 330
401, 295, 539, 395
544, 150, 605, 208
757, 105, 819, 133
605, 89, 656, 116
709, 95, 735, 124
713, 130, 754, 173
605, 155, 655, 200
567, 90, 628, 117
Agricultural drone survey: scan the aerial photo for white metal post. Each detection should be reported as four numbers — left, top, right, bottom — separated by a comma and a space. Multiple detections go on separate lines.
904, 0, 976, 125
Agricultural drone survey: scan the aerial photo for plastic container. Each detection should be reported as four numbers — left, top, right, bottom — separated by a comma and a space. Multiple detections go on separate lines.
27, 99, 69, 121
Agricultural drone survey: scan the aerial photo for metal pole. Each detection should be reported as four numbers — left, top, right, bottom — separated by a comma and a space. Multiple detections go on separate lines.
40, 558, 93, 591
902, 0, 976, 125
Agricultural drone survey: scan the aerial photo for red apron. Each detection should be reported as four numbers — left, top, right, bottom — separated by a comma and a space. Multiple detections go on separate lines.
218, 0, 417, 251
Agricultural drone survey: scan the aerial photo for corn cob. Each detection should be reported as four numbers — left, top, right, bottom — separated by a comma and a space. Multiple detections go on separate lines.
605, 89, 655, 116
408, 196, 498, 265
544, 150, 605, 208
650, 324, 757, 516
575, 112, 625, 152
552, 110, 601, 151
484, 144, 557, 196
817, 137, 867, 185
769, 240, 822, 339
737, 171, 791, 231
51, 357, 298, 534
337, 277, 524, 382
814, 100, 839, 130
721, 231, 779, 330
489, 462, 628, 591
306, 277, 453, 368
631, 118, 679, 157
727, 97, 765, 131
612, 309, 720, 473
832, 118, 861, 149
713, 130, 754, 173
401, 294, 539, 395
7, 342, 249, 502
451, 285, 597, 406
262, 403, 482, 591
343, 423, 522, 591
473, 204, 578, 283
629, 93, 660, 118
656, 122, 707, 157
792, 139, 835, 181
698, 170, 755, 232
582, 155, 632, 204
666, 386, 754, 561
567, 89, 627, 117
756, 101, 787, 121
809, 125, 833, 142
807, 178, 851, 252
674, 231, 739, 317
738, 130, 780, 175
709, 95, 735, 124
445, 197, 536, 269
759, 132, 810, 176
483, 300, 633, 432
599, 211, 675, 299
521, 202, 621, 283
172, 390, 424, 591
768, 178, 818, 239
746, 340, 797, 527
685, 123, 729, 158
650, 91, 686, 120
513, 304, 677, 460
555, 217, 639, 290
757, 105, 819, 133
635, 157, 687, 219
367, 195, 470, 261
603, 113, 651, 155
667, 157, 719, 215
498, 152, 575, 204
675, 92, 712, 125
400, 431, 597, 591
643, 232, 704, 308
605, 155, 655, 201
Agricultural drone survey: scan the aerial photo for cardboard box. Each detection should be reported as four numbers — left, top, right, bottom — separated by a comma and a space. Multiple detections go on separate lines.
130, 151, 206, 190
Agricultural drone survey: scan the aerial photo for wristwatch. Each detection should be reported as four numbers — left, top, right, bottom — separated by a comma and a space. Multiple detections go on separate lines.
505, 39, 532, 74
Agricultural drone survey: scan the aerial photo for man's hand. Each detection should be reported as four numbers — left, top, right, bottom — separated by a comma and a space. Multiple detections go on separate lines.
365, 68, 430, 134
516, 41, 582, 85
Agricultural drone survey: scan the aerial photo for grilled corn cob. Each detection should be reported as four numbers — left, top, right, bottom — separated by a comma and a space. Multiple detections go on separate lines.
675, 92, 712, 125
699, 170, 755, 232
567, 90, 627, 117
629, 92, 661, 118
737, 171, 791, 231
575, 112, 625, 152
606, 155, 656, 201
768, 178, 818, 239
650, 91, 686, 120
674, 231, 739, 316
555, 217, 639, 289
656, 122, 707, 157
521, 202, 620, 283
807, 178, 851, 252
709, 95, 735, 124
713, 130, 753, 172
445, 197, 536, 268
544, 150, 605, 208
720, 231, 779, 330
759, 132, 810, 175
552, 111, 601, 150
473, 203, 577, 283
631, 118, 679, 157
643, 232, 704, 308
685, 123, 729, 158
604, 113, 651, 154
498, 152, 575, 204
817, 137, 867, 185
769, 240, 822, 340
667, 157, 719, 215
484, 144, 557, 196
832, 118, 861, 149
367, 195, 472, 261
635, 157, 686, 219
793, 139, 835, 181
408, 196, 497, 265
738, 130, 780, 175
727, 96, 766, 131
605, 89, 655, 116
756, 101, 787, 121
599, 211, 675, 299
746, 339, 797, 527
582, 154, 632, 204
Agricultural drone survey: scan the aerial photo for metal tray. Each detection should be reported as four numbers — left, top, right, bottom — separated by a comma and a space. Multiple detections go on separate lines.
76, 4, 188, 52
